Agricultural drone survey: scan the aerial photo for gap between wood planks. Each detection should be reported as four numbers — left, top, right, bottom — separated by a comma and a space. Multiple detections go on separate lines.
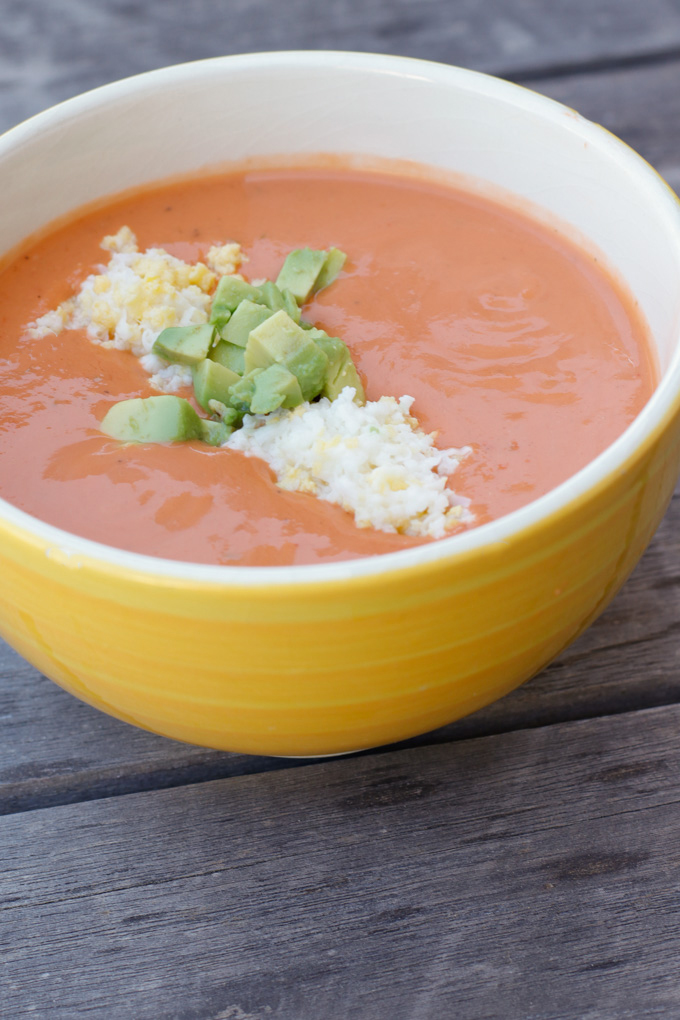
4, 691, 680, 818
506, 40, 680, 83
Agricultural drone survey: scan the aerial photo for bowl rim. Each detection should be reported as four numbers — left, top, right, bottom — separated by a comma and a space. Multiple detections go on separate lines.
2, 48, 680, 587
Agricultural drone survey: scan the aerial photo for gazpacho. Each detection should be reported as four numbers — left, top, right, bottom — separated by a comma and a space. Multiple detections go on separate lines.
0, 164, 656, 566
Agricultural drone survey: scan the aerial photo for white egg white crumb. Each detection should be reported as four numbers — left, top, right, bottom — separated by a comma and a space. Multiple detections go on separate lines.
226, 387, 473, 538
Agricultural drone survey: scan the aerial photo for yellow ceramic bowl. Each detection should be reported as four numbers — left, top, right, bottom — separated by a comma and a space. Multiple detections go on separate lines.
1, 53, 680, 755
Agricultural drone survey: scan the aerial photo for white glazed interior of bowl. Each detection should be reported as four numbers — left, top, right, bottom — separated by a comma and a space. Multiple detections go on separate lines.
2, 51, 680, 583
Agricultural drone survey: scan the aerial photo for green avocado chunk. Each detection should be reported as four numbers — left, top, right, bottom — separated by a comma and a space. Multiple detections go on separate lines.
227, 369, 263, 416
199, 418, 232, 446
207, 400, 239, 425
257, 280, 285, 312
244, 309, 329, 402
101, 395, 203, 444
220, 299, 274, 348
275, 248, 328, 304
210, 276, 261, 330
281, 288, 302, 323
275, 247, 347, 304
250, 362, 304, 414
152, 324, 216, 366
210, 307, 231, 332
210, 339, 245, 375
192, 358, 241, 412
257, 281, 301, 324
313, 334, 365, 404
313, 248, 347, 293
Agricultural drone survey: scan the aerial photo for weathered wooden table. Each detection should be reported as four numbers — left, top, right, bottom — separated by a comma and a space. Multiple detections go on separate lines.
3, 3, 680, 1017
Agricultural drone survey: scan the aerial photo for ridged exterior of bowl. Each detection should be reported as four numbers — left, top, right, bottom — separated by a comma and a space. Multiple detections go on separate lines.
1, 406, 678, 756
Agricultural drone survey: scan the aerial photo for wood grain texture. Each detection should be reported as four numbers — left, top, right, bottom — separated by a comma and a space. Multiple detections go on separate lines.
2, 0, 680, 131
2, 704, 679, 1019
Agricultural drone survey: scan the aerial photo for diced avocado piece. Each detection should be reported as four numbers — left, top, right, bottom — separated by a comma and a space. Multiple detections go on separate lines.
313, 334, 344, 377
314, 335, 365, 404
250, 363, 304, 414
220, 299, 274, 348
304, 327, 329, 342
227, 369, 264, 416
207, 400, 239, 425
210, 339, 245, 375
152, 324, 216, 366
331, 356, 364, 403
211, 308, 231, 332
244, 310, 329, 402
314, 248, 347, 293
101, 396, 203, 444
199, 418, 232, 446
281, 288, 302, 323
256, 281, 301, 324
257, 280, 286, 312
210, 276, 261, 329
275, 248, 328, 304
192, 358, 241, 412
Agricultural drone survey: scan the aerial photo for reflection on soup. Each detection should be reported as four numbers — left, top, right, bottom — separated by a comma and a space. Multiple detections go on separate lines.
0, 165, 657, 566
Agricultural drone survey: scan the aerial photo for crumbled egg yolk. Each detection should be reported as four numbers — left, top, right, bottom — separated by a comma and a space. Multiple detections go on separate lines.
206, 242, 244, 277
102, 225, 138, 254
27, 228, 244, 392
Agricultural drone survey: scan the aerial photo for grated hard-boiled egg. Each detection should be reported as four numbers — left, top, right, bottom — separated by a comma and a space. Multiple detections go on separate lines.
28, 227, 243, 393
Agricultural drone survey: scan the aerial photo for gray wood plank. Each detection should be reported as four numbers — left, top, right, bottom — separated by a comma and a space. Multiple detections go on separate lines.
2, 0, 680, 132
2, 704, 680, 1019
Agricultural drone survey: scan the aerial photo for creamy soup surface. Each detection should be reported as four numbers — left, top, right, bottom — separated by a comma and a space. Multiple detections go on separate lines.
0, 166, 656, 565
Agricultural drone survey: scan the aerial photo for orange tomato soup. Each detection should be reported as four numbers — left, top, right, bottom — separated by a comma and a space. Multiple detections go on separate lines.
0, 167, 656, 565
